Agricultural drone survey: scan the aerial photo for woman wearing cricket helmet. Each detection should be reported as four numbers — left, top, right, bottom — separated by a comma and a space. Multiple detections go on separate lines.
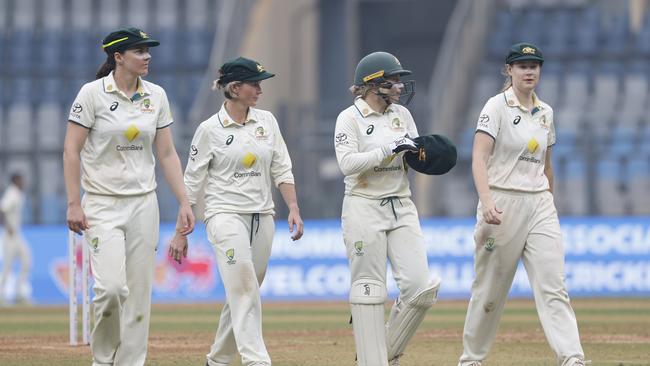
63, 27, 195, 365
334, 51, 441, 366
169, 56, 303, 366
457, 42, 587, 366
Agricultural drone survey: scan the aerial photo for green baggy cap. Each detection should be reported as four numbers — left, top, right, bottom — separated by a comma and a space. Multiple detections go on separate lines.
404, 134, 457, 175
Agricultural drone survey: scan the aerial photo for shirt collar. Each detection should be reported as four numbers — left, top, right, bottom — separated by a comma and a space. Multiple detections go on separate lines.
354, 97, 394, 118
102, 71, 151, 99
217, 102, 259, 127
503, 86, 543, 114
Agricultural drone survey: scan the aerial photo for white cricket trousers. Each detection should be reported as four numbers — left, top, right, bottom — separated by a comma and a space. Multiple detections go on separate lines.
459, 189, 584, 366
82, 192, 159, 366
205, 212, 274, 366
341, 195, 431, 300
0, 231, 31, 300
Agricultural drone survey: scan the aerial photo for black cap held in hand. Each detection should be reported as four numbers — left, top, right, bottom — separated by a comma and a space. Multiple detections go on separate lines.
505, 42, 544, 65
404, 135, 457, 175
102, 27, 160, 54
217, 57, 275, 86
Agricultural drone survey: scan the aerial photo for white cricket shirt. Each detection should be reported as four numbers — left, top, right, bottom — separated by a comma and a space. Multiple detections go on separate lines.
334, 97, 418, 199
68, 72, 173, 196
184, 104, 294, 219
476, 86, 555, 192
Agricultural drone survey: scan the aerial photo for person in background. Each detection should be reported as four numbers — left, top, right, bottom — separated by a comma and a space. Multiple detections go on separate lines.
0, 173, 32, 306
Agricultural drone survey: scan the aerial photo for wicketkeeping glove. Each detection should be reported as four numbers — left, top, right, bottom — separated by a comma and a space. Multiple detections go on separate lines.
384, 135, 418, 156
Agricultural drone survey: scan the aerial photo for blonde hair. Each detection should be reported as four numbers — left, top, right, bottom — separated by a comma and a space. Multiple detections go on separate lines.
212, 80, 241, 99
500, 64, 512, 92
349, 84, 375, 98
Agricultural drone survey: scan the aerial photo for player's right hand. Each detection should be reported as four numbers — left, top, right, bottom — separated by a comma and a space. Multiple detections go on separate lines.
387, 135, 418, 154
67, 202, 89, 234
168, 232, 188, 264
482, 200, 503, 225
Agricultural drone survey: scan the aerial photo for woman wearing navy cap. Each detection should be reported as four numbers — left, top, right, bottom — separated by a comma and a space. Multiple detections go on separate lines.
457, 43, 587, 366
63, 27, 194, 366
169, 56, 303, 366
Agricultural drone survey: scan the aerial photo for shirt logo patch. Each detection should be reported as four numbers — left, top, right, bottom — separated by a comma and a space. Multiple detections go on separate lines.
527, 138, 539, 153
226, 135, 234, 145
241, 152, 257, 168
124, 124, 140, 142
72, 103, 83, 113
110, 101, 119, 111
366, 124, 374, 135
478, 114, 490, 128
513, 115, 521, 125
540, 115, 549, 129
255, 126, 267, 139
391, 118, 403, 130
189, 145, 198, 161
335, 133, 348, 143
140, 98, 155, 114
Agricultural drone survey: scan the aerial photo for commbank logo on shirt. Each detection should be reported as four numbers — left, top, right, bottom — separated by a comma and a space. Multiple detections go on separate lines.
233, 171, 261, 178
241, 152, 257, 168
124, 124, 140, 141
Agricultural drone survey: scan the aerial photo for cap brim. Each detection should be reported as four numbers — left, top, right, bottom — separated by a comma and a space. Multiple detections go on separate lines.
246, 71, 275, 81
508, 56, 543, 64
128, 39, 161, 49
386, 69, 412, 77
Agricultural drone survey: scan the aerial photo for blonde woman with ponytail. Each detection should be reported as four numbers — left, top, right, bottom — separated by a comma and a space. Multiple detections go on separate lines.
457, 42, 588, 366
169, 56, 303, 366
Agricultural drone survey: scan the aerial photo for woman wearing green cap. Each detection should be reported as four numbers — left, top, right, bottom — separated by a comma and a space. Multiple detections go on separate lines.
457, 43, 587, 366
334, 51, 441, 366
63, 27, 194, 366
169, 56, 303, 366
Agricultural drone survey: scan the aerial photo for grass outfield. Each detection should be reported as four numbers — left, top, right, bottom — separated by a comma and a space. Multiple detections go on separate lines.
1, 299, 649, 365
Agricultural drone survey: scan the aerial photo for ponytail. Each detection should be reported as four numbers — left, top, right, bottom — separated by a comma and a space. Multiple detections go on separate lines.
500, 64, 512, 92
95, 54, 116, 79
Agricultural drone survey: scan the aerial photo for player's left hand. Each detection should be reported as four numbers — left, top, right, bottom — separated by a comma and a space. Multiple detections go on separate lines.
168, 232, 188, 264
288, 208, 304, 241
176, 203, 195, 236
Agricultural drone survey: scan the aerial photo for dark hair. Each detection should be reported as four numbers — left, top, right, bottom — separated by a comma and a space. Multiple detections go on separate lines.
95, 53, 118, 79
10, 173, 22, 184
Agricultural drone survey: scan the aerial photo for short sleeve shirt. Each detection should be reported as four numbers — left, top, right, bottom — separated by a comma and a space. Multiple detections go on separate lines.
68, 72, 173, 195
334, 98, 419, 199
183, 104, 294, 219
476, 87, 555, 192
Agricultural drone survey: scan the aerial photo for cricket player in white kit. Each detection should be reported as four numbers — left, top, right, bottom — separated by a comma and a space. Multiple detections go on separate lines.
0, 173, 31, 305
63, 27, 194, 366
458, 43, 587, 366
169, 57, 304, 366
334, 51, 441, 366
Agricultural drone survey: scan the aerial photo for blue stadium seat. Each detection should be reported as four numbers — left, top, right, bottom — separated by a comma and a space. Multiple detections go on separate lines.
39, 32, 63, 74
8, 30, 34, 73
152, 29, 178, 70
183, 30, 213, 69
